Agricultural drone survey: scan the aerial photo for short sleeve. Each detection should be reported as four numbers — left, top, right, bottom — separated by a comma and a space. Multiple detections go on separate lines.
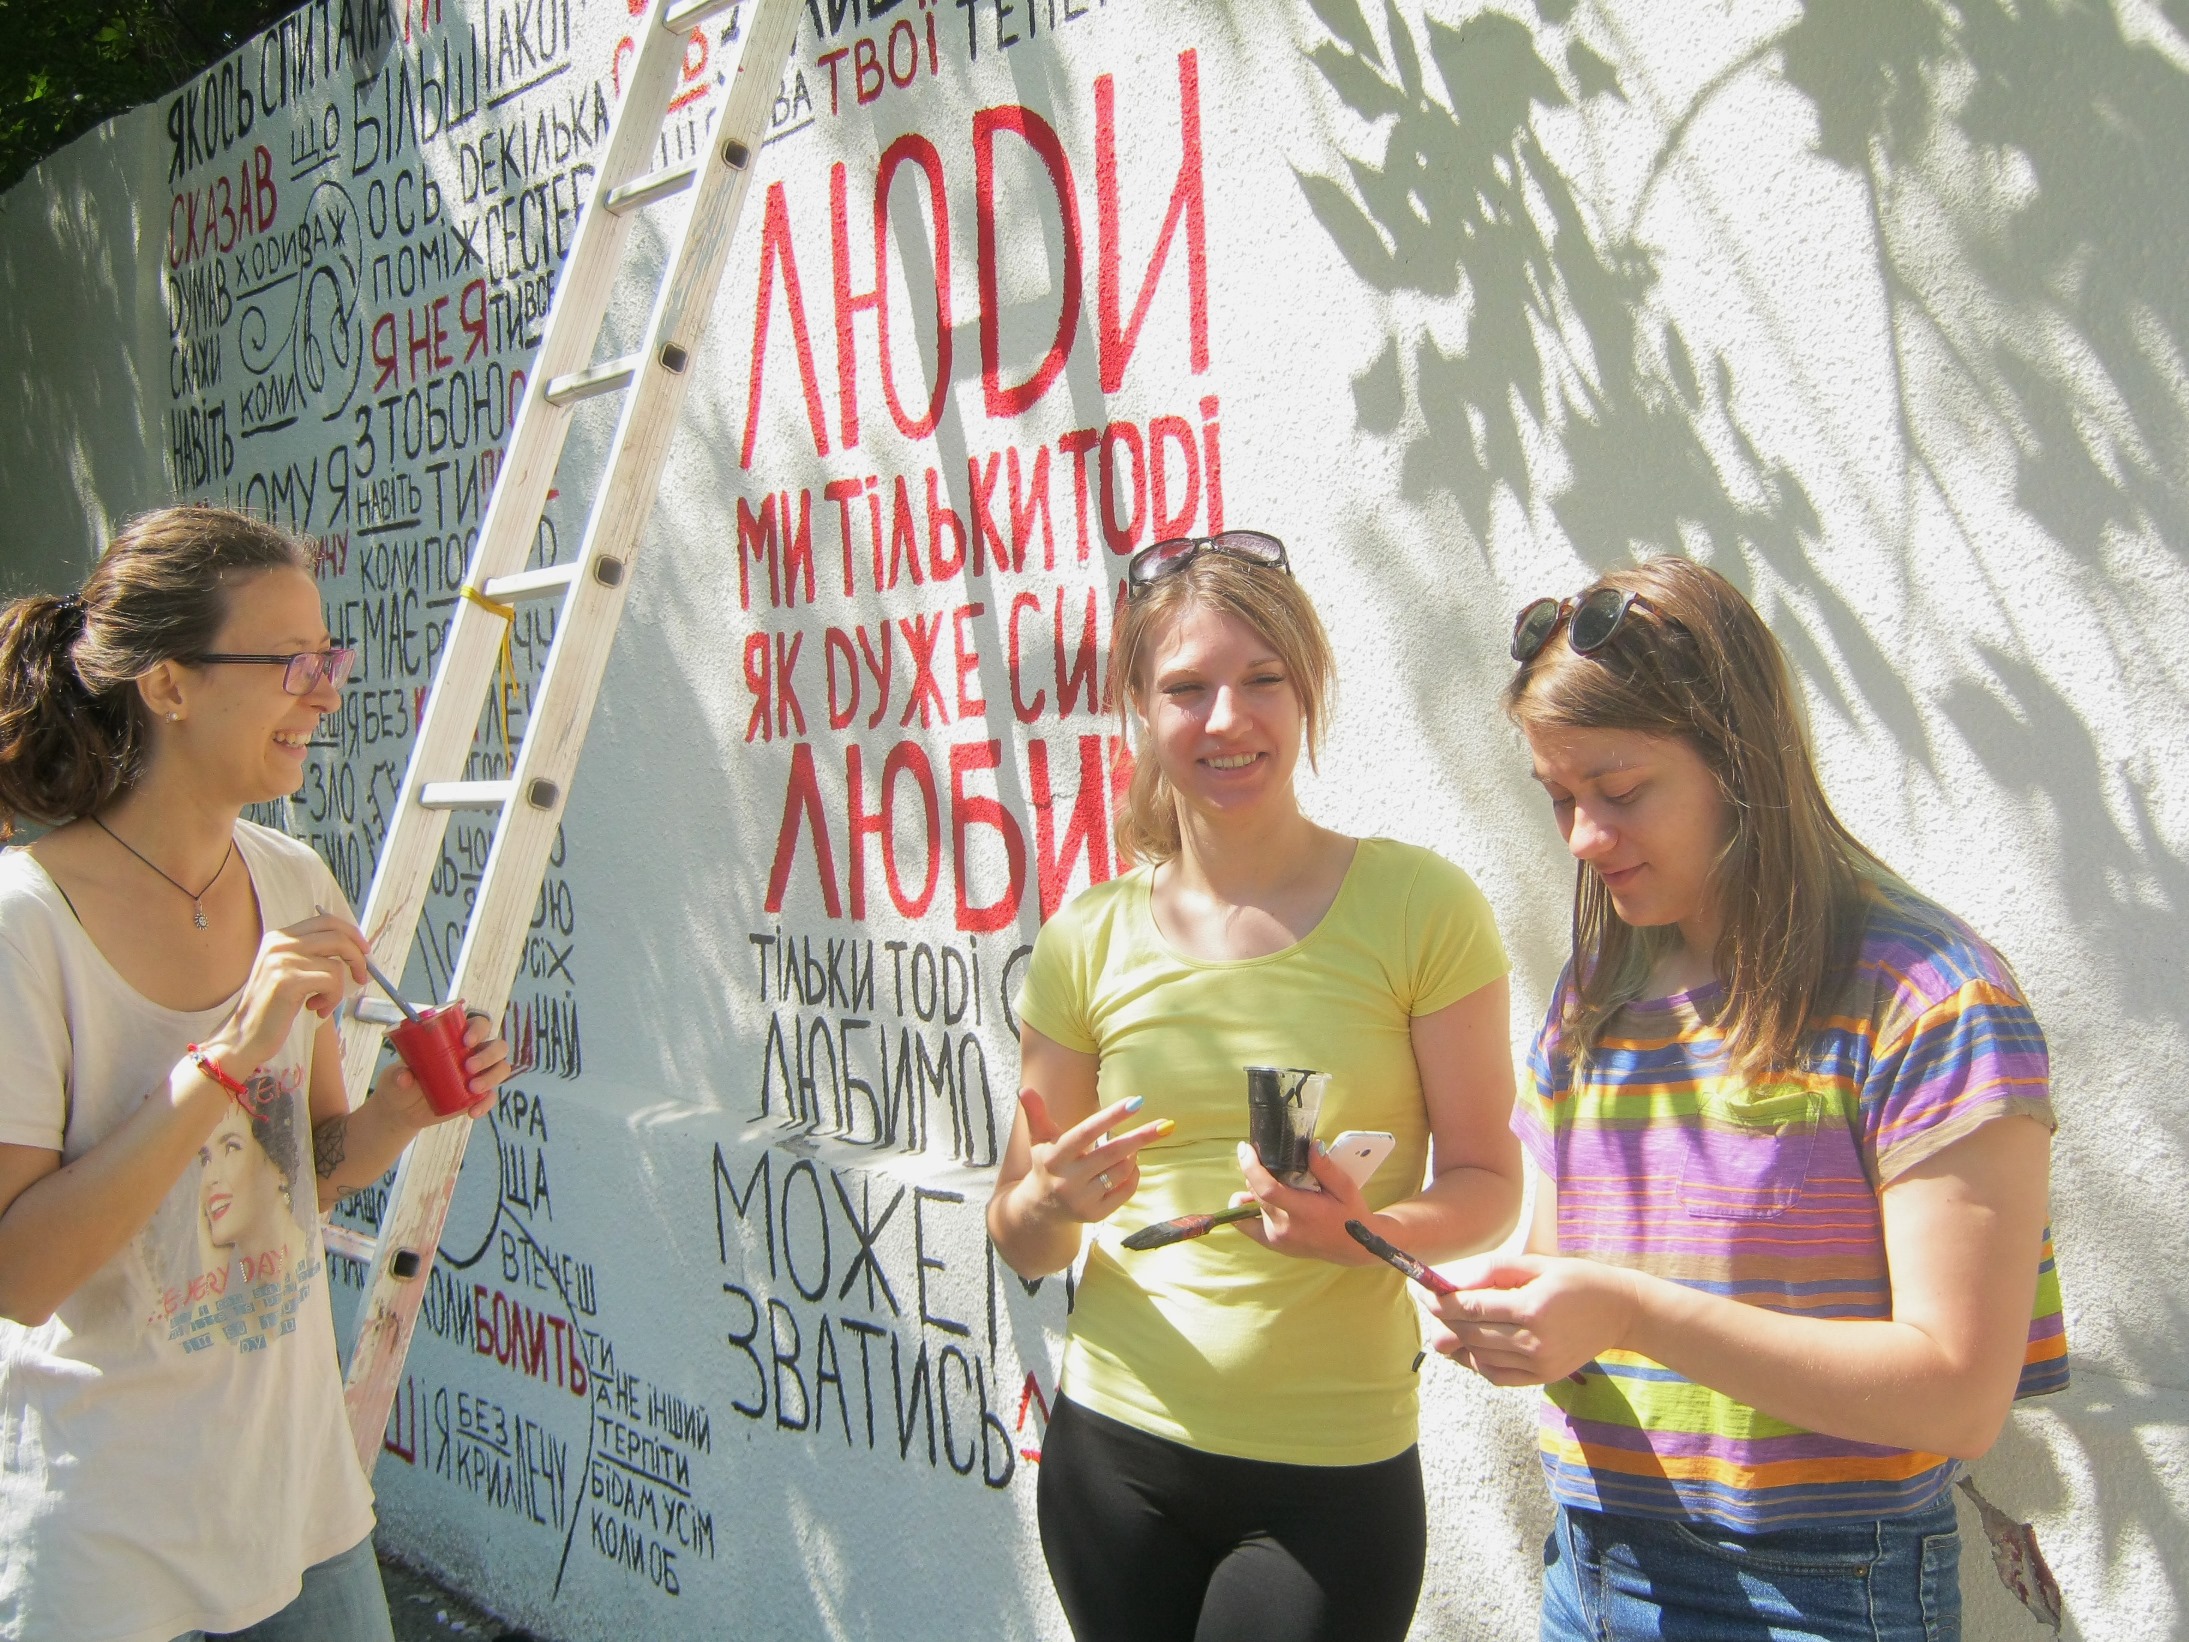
241, 822, 352, 928
0, 928, 71, 1152
1509, 973, 1569, 1175
1863, 978, 2054, 1184
1401, 849, 1510, 1017
1014, 911, 1096, 1054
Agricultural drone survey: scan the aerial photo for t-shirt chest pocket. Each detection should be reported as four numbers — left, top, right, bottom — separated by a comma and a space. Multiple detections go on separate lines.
1678, 1085, 1823, 1222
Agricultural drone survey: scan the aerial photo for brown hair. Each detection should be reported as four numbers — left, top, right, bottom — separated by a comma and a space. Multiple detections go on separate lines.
1109, 552, 1336, 867
0, 506, 317, 838
1505, 557, 1890, 1078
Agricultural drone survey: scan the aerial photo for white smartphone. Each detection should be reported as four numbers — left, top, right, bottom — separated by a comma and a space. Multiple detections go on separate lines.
1323, 1130, 1396, 1190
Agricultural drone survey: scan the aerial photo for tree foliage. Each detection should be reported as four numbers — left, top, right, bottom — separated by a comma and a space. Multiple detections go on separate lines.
0, 0, 297, 193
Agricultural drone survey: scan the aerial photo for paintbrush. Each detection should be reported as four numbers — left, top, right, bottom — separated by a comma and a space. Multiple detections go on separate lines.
318, 904, 425, 1027
1120, 1203, 1262, 1251
1345, 1220, 1591, 1385
364, 955, 425, 1025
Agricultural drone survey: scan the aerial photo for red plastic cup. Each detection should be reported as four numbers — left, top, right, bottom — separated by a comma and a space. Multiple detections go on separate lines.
387, 1005, 477, 1116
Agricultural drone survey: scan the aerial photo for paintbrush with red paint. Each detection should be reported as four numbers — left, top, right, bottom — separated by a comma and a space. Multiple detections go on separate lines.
1345, 1219, 1591, 1385
1120, 1203, 1261, 1251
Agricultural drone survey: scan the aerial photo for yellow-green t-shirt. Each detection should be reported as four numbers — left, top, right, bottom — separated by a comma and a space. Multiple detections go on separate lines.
1014, 836, 1508, 1465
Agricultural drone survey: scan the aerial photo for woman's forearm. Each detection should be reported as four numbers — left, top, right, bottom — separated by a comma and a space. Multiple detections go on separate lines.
0, 1061, 232, 1324
1622, 1271, 2024, 1459
1372, 1162, 1523, 1264
986, 1176, 1087, 1279
311, 1092, 419, 1211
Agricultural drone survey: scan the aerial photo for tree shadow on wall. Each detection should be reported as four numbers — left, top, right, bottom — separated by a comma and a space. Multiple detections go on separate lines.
1297, 0, 2189, 1632
1780, 0, 2189, 570
1292, 0, 1928, 750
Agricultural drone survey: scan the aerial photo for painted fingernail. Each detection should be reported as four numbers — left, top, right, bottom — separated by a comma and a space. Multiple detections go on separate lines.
1236, 1141, 1254, 1165
1150, 1118, 1176, 1138
1122, 1096, 1144, 1114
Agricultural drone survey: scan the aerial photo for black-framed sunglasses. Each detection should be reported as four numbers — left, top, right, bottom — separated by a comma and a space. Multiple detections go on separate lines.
189, 647, 359, 695
1125, 530, 1290, 595
1510, 588, 1648, 664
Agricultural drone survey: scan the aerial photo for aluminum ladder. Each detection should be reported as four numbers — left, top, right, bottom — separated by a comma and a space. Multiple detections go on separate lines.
328, 0, 802, 1469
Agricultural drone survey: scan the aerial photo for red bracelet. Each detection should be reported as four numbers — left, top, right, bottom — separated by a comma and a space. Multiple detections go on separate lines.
185, 1044, 259, 1113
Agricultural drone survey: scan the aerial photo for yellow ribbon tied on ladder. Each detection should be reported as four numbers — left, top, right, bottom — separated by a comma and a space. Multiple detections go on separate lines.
459, 582, 519, 754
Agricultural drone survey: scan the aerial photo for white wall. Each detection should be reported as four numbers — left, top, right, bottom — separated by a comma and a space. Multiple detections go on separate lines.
3, 0, 2185, 1636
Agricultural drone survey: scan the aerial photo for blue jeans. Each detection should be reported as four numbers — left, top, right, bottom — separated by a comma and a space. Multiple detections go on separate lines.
1540, 1499, 1961, 1642
171, 1534, 394, 1642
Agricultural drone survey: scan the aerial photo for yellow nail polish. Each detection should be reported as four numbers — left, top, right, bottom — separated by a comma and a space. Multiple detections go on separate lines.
1150, 1118, 1176, 1138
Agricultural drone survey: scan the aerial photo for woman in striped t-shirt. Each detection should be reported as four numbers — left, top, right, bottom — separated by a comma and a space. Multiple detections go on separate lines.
1427, 559, 2064, 1641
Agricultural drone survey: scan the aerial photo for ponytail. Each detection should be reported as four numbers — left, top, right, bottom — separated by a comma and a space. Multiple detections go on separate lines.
0, 594, 134, 836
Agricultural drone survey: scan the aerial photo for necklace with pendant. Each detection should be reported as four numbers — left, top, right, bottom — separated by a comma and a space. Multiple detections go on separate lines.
90, 815, 235, 929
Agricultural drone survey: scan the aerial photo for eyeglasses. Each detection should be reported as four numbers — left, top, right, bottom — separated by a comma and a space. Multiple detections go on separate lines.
1125, 531, 1290, 595
1510, 588, 1647, 664
189, 647, 358, 695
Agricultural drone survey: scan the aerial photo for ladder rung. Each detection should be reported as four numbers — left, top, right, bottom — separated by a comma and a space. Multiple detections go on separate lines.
662, 0, 736, 33
605, 161, 698, 215
418, 780, 514, 810
482, 564, 580, 602
322, 1224, 377, 1262
544, 355, 640, 406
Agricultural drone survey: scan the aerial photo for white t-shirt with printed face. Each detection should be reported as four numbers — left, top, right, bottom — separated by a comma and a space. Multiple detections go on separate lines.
0, 822, 376, 1642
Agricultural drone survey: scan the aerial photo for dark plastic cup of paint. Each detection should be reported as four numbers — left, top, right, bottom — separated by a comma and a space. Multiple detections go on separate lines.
388, 1004, 477, 1117
1246, 1065, 1326, 1188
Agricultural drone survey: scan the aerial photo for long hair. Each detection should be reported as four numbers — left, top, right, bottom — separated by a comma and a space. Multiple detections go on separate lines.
0, 507, 316, 838
1505, 558, 1889, 1078
1109, 553, 1336, 867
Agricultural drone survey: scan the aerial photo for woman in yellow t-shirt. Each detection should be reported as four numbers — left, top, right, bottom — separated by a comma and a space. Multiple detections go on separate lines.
988, 533, 1524, 1642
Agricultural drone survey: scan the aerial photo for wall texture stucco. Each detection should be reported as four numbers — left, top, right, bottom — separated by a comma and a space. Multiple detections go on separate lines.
1, 0, 2184, 1637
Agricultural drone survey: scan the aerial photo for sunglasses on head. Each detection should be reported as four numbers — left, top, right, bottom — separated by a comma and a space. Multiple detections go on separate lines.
1125, 531, 1290, 596
1510, 587, 1649, 664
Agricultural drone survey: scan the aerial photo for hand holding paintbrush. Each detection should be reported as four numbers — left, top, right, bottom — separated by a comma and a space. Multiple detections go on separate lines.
1347, 1221, 1594, 1387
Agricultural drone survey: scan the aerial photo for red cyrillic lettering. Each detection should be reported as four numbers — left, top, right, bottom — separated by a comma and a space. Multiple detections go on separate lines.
1008, 592, 1046, 723
1096, 50, 1207, 393
874, 135, 952, 440
950, 740, 1026, 933
968, 452, 1006, 575
738, 492, 780, 610
975, 106, 1082, 418
1100, 420, 1146, 554
953, 601, 987, 717
765, 742, 842, 917
1031, 734, 1110, 920
1149, 415, 1200, 539
744, 631, 773, 742
742, 182, 833, 469
899, 611, 949, 728
1057, 428, 1099, 563
928, 468, 967, 580
825, 627, 859, 730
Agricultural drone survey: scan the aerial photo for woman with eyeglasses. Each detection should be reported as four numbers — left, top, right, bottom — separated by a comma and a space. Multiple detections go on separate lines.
0, 506, 510, 1642
1426, 558, 2065, 1641
988, 533, 1524, 1642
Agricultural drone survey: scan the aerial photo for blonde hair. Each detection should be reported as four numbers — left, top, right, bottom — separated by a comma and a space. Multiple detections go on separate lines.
1109, 554, 1335, 866
1505, 557, 1891, 1079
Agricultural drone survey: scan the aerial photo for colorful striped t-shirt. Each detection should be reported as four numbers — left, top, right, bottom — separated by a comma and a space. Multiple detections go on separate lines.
1514, 883, 2067, 1531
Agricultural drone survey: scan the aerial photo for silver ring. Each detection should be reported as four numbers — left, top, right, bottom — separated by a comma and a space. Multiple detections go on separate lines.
1097, 1169, 1117, 1192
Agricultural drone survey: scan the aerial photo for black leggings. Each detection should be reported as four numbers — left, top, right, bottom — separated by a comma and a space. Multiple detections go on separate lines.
1035, 1397, 1427, 1642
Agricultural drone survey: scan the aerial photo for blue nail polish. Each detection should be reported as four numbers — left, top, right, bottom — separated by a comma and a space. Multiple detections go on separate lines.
1122, 1096, 1144, 1114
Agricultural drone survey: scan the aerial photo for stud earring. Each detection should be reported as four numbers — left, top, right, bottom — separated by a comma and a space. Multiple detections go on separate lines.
167, 712, 178, 723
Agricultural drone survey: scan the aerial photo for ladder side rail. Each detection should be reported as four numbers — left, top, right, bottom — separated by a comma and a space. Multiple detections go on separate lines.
338, 0, 808, 1468
445, 0, 807, 1003
335, 15, 727, 1099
